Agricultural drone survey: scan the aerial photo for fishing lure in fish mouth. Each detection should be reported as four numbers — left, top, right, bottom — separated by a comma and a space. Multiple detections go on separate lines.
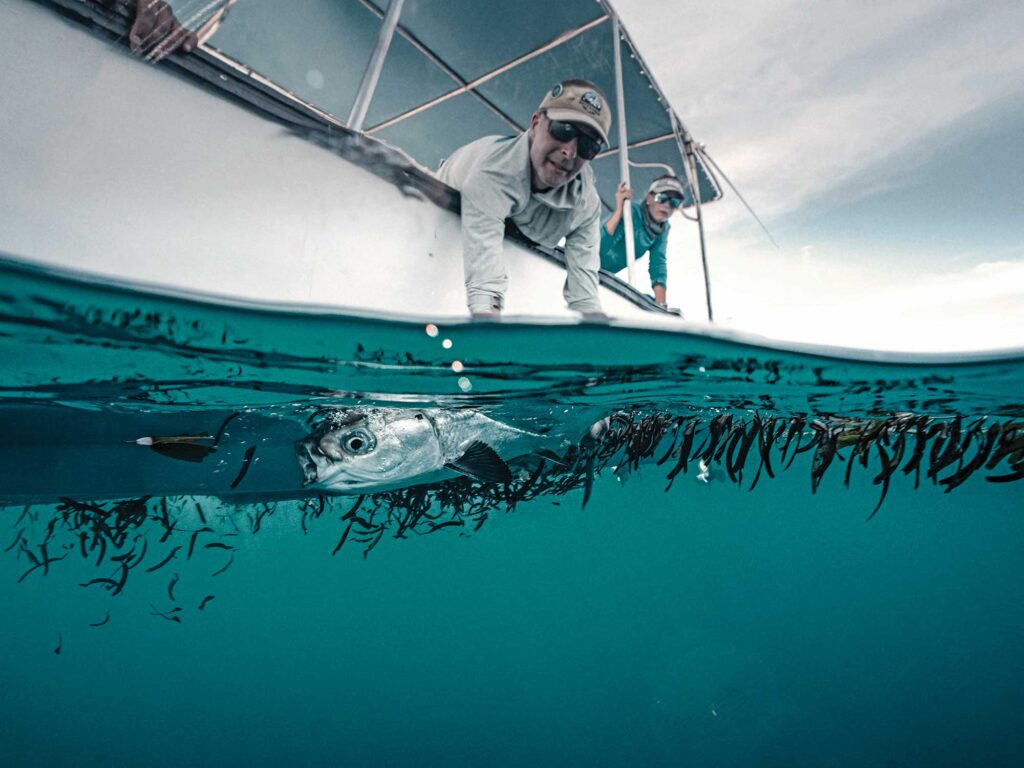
295, 406, 541, 493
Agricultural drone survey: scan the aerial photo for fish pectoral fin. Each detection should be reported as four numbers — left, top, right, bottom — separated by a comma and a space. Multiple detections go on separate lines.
445, 441, 512, 484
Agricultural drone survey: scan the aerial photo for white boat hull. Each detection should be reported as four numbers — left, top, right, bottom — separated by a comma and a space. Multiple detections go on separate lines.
0, 0, 662, 322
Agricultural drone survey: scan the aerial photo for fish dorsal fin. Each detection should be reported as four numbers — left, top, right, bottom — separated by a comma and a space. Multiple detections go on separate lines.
445, 441, 512, 484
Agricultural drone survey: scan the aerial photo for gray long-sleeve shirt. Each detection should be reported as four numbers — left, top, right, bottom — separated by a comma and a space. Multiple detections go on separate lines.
436, 132, 603, 314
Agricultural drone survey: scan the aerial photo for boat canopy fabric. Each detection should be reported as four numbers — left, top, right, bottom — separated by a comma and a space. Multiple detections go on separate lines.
208, 0, 722, 209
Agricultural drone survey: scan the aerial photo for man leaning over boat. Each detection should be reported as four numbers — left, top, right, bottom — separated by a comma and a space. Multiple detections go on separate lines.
436, 80, 611, 317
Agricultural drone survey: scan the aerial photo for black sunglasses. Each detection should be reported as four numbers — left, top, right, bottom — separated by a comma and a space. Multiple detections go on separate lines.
545, 118, 606, 160
653, 192, 684, 208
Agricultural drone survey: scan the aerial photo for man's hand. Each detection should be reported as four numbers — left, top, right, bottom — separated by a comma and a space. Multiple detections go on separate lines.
129, 0, 198, 61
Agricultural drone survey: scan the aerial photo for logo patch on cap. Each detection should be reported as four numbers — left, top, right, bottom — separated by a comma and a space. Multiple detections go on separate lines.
579, 91, 602, 116
550, 83, 563, 98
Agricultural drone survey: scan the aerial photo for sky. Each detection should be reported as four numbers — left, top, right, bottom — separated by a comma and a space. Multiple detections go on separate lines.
615, 0, 1024, 352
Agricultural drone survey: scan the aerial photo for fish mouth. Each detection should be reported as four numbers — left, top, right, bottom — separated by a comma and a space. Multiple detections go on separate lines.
295, 439, 364, 489
295, 439, 325, 486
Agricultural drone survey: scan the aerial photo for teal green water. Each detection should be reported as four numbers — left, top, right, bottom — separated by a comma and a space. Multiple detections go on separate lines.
1, 258, 1022, 766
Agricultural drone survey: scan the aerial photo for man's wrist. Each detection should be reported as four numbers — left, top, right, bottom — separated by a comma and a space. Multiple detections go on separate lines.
467, 294, 503, 314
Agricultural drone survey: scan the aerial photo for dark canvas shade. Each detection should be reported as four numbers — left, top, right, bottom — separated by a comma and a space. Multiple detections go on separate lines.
209, 0, 722, 209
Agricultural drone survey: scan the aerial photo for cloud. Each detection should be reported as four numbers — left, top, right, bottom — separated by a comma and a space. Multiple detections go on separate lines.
774, 258, 1024, 352
612, 0, 1024, 352
668, 229, 1024, 352
616, 0, 1024, 223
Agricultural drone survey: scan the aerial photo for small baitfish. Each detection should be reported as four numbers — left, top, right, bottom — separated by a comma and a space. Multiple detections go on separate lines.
295, 407, 543, 493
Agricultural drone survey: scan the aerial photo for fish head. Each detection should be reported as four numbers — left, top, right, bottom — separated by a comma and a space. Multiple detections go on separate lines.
295, 407, 443, 492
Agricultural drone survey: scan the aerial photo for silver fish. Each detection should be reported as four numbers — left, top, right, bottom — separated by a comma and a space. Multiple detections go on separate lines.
296, 407, 542, 493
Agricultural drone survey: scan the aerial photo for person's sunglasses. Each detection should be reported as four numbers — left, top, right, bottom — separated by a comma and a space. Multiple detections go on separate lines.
546, 119, 606, 160
653, 192, 684, 208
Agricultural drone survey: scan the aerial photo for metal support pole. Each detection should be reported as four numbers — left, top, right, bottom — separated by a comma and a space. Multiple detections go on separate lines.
347, 0, 405, 132
611, 14, 637, 285
673, 113, 713, 322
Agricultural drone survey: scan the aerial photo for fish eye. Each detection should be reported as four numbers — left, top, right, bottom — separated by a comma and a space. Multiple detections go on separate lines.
342, 429, 375, 455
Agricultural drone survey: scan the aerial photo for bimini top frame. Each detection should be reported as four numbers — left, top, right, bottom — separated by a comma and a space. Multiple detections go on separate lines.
203, 0, 723, 212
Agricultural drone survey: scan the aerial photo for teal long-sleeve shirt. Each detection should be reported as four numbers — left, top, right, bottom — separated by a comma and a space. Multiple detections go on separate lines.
599, 201, 669, 288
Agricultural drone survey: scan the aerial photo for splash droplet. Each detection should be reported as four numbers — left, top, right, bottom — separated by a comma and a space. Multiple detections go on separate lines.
458, 377, 472, 391
425, 324, 439, 338
442, 338, 453, 349
451, 361, 464, 373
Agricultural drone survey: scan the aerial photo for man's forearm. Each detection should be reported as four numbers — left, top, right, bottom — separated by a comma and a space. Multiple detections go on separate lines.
460, 217, 509, 313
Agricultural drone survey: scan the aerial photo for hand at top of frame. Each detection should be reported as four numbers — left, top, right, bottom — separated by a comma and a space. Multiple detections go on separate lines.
122, 0, 233, 62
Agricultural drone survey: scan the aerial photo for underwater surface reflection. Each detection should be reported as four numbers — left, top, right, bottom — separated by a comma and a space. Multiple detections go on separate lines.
1, 257, 1023, 766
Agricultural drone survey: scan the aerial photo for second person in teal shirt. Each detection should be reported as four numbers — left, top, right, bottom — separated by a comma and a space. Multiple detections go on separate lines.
599, 175, 686, 308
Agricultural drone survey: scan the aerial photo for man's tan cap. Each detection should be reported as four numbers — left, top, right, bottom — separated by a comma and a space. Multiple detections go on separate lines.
538, 81, 612, 145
